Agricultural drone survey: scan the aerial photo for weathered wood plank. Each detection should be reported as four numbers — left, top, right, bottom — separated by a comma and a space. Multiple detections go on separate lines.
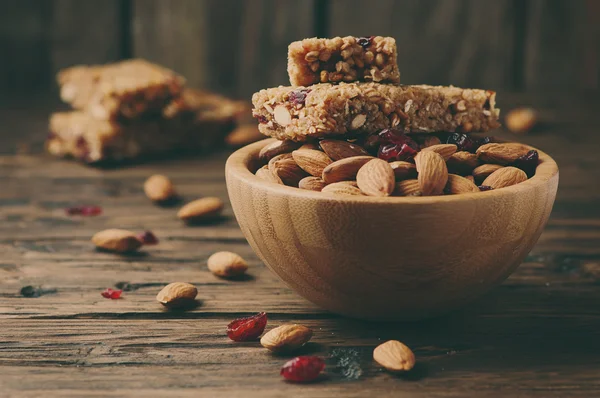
132, 0, 314, 98
328, 0, 518, 90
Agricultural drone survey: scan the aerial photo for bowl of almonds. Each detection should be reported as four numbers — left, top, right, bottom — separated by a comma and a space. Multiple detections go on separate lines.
225, 132, 559, 320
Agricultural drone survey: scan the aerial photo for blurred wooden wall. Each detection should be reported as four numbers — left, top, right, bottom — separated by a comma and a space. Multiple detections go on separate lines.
0, 0, 598, 101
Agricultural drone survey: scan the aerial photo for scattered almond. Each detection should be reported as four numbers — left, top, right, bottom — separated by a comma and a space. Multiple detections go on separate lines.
322, 155, 374, 184
256, 165, 283, 184
177, 197, 224, 223
226, 125, 263, 146
414, 151, 448, 196
505, 107, 537, 134
356, 158, 395, 197
144, 174, 176, 202
393, 179, 421, 196
445, 174, 480, 194
421, 144, 458, 161
389, 161, 417, 180
373, 340, 416, 372
476, 143, 531, 165
482, 166, 528, 189
322, 182, 364, 196
207, 251, 248, 278
91, 229, 142, 253
260, 324, 313, 353
298, 176, 327, 191
320, 139, 369, 160
292, 149, 333, 177
447, 151, 480, 174
156, 282, 198, 308
472, 163, 503, 184
268, 153, 307, 186
259, 140, 301, 162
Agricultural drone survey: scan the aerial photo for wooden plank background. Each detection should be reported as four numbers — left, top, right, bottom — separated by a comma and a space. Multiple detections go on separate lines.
0, 0, 598, 101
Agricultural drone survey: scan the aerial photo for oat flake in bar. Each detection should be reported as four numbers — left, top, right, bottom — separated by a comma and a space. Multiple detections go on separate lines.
57, 59, 185, 121
287, 36, 401, 86
252, 83, 500, 142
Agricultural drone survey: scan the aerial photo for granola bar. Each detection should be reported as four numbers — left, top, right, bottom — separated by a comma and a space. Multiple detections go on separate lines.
47, 89, 242, 164
57, 59, 185, 121
252, 83, 500, 141
287, 36, 401, 86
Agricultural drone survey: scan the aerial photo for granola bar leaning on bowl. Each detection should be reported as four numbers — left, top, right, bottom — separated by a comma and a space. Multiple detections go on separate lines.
252, 83, 500, 142
57, 59, 186, 121
287, 36, 401, 86
47, 89, 243, 164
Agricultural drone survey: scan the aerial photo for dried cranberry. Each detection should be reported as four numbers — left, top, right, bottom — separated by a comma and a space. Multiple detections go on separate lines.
376, 129, 419, 161
256, 115, 268, 124
356, 36, 374, 49
137, 230, 158, 245
446, 133, 492, 153
65, 205, 103, 216
478, 185, 494, 191
281, 356, 325, 382
512, 150, 539, 177
289, 89, 311, 107
101, 288, 122, 299
226, 312, 267, 341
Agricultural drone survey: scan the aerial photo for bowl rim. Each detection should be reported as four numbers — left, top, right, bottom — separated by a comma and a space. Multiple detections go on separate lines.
226, 138, 559, 204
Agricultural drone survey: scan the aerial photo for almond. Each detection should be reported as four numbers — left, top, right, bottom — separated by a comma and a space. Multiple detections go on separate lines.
476, 143, 531, 165
299, 142, 319, 151
389, 161, 417, 180
472, 163, 503, 184
447, 151, 480, 174
273, 105, 292, 126
505, 107, 537, 134
207, 251, 248, 278
91, 229, 142, 253
393, 179, 421, 196
225, 125, 263, 146
322, 182, 364, 196
260, 324, 313, 353
356, 158, 395, 197
292, 149, 333, 177
259, 140, 301, 162
445, 174, 480, 194
373, 340, 415, 372
420, 135, 441, 148
322, 155, 374, 184
144, 174, 176, 202
465, 175, 475, 183
177, 197, 224, 223
255, 165, 283, 184
298, 176, 327, 191
421, 144, 457, 161
482, 166, 528, 189
414, 151, 448, 196
156, 282, 198, 308
268, 153, 307, 186
350, 114, 367, 130
320, 139, 370, 160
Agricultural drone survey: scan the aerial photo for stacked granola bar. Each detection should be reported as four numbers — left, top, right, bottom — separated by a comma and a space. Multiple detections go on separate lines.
47, 59, 244, 164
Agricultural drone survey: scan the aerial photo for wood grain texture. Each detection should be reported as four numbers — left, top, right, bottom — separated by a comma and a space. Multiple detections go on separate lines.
0, 94, 599, 395
132, 0, 314, 98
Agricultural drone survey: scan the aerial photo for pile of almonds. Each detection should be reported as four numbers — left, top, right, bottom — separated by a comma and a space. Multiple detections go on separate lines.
255, 130, 540, 197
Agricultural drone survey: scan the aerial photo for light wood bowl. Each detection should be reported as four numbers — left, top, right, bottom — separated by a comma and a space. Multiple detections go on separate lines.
225, 139, 559, 320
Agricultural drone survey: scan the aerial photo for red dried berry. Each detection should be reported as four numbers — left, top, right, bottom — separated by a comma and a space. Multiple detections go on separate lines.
376, 129, 419, 161
226, 312, 267, 341
356, 36, 374, 48
101, 288, 122, 299
65, 205, 103, 216
256, 115, 268, 124
289, 89, 311, 107
281, 356, 325, 382
512, 149, 539, 177
446, 133, 492, 153
478, 185, 494, 191
137, 231, 159, 245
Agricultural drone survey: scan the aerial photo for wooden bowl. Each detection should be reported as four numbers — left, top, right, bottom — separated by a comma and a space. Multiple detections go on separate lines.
225, 139, 559, 320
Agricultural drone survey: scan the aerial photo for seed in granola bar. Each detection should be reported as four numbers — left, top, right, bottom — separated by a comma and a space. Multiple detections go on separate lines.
512, 150, 539, 177
289, 89, 311, 107
356, 36, 374, 49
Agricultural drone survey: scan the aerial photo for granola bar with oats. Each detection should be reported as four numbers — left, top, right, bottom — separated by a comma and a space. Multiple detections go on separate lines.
287, 36, 401, 86
57, 59, 185, 121
252, 83, 500, 141
47, 89, 242, 164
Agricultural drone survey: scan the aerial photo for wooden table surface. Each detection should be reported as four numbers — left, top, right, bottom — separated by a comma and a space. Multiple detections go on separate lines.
1, 94, 599, 397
